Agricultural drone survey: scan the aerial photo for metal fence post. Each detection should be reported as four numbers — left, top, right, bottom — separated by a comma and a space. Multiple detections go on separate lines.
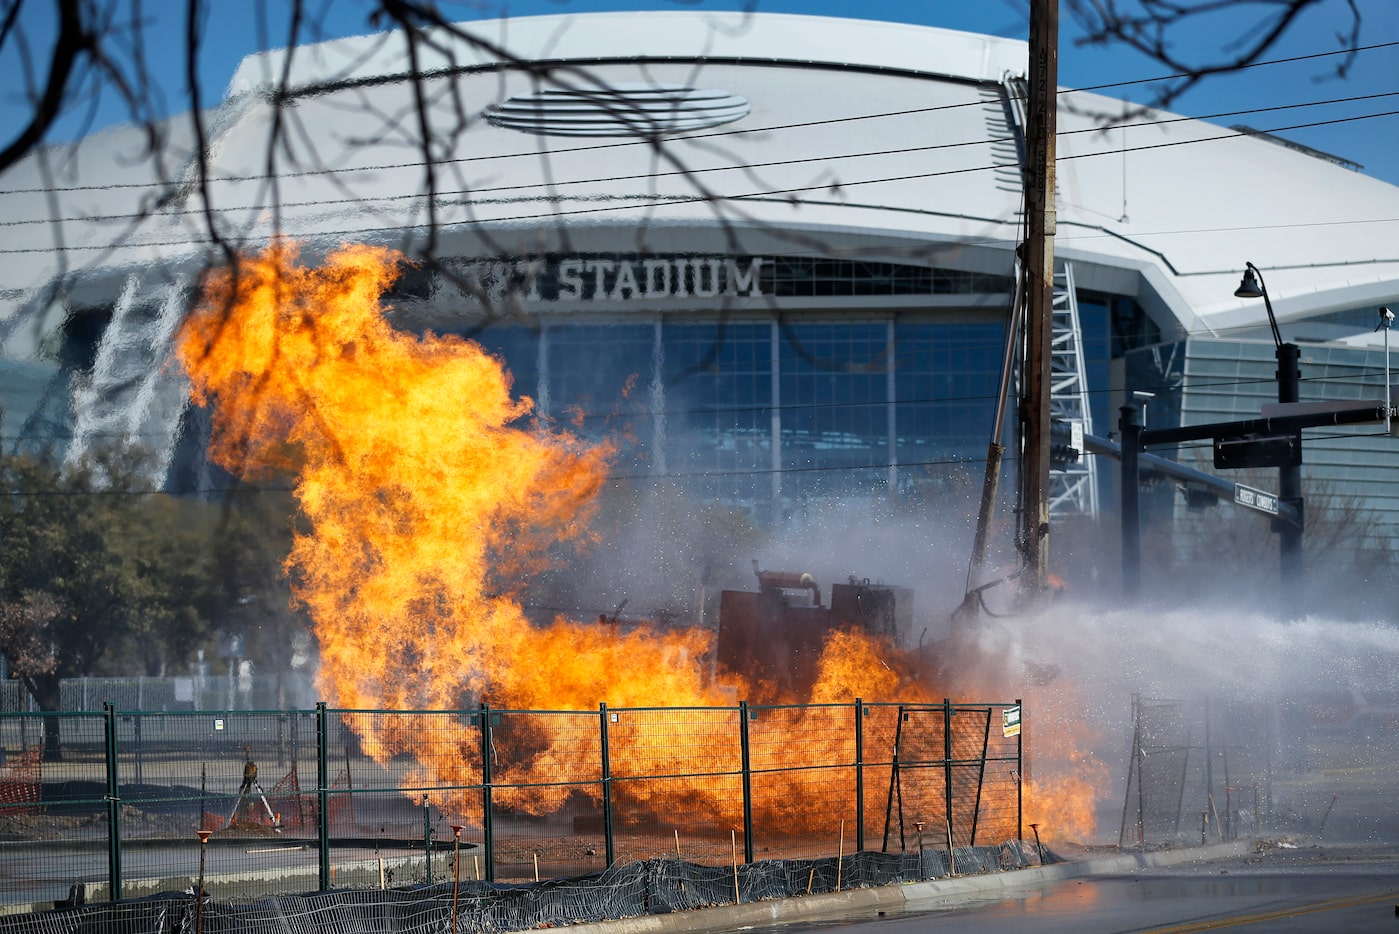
599, 704, 615, 868
316, 702, 330, 890
103, 703, 122, 901
943, 699, 954, 849
970, 706, 991, 846
853, 699, 865, 854
424, 795, 433, 884
738, 701, 754, 864
1016, 698, 1024, 844
1120, 404, 1142, 597
479, 703, 495, 882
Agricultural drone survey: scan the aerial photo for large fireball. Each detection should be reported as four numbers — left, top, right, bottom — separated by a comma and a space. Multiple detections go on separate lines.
179, 242, 632, 712
176, 243, 1095, 840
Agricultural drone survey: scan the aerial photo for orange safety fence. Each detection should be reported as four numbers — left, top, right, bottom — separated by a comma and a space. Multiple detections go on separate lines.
264, 764, 354, 833
267, 766, 309, 830
0, 747, 42, 815
197, 763, 356, 835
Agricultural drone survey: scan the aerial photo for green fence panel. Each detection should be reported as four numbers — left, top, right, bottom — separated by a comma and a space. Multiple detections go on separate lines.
0, 698, 1024, 916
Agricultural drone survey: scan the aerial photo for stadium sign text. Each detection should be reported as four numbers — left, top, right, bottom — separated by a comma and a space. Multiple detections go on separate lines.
453, 255, 766, 304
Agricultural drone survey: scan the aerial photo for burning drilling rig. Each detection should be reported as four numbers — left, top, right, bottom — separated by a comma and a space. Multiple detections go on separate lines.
716, 563, 913, 704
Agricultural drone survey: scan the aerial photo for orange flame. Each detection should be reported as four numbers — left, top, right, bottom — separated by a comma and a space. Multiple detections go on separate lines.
180, 243, 619, 716
176, 243, 1093, 840
1023, 690, 1110, 844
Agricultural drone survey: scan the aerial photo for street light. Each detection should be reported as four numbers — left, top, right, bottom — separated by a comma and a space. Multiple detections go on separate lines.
1233, 262, 1303, 603
1233, 263, 1282, 347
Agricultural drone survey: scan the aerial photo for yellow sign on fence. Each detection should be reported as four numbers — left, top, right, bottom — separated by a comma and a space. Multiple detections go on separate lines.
1002, 705, 1021, 738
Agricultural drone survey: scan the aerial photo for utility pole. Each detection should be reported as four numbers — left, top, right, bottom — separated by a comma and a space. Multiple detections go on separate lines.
1018, 0, 1058, 597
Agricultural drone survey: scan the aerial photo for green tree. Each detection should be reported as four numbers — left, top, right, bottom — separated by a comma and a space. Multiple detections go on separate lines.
197, 485, 305, 678
0, 446, 222, 754
101, 489, 223, 677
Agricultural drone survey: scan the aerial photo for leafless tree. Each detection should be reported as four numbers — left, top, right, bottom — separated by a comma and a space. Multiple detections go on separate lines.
1140, 468, 1399, 617
1067, 0, 1362, 109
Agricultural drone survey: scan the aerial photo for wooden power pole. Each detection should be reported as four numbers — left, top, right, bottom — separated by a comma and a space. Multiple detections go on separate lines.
1018, 0, 1058, 597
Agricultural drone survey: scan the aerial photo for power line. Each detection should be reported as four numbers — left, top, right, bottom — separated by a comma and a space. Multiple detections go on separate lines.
1059, 39, 1399, 98
3, 90, 1395, 229
3, 37, 1396, 200
1, 106, 1395, 256
7, 317, 1396, 456
11, 415, 1393, 500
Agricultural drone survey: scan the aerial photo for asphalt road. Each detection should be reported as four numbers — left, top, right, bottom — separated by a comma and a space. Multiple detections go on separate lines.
766, 844, 1399, 934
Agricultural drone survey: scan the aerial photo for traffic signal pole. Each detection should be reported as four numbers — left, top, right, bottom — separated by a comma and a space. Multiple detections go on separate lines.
1117, 400, 1387, 603
1119, 405, 1142, 597
1275, 342, 1303, 590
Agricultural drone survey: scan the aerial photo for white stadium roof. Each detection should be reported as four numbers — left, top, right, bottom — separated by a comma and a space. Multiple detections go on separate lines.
226, 10, 1031, 94
2, 10, 1397, 350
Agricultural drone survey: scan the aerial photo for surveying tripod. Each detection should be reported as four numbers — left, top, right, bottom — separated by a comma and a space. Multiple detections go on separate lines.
224, 747, 282, 832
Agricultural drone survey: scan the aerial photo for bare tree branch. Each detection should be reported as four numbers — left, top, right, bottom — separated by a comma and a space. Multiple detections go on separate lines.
0, 0, 92, 174
1066, 0, 1359, 110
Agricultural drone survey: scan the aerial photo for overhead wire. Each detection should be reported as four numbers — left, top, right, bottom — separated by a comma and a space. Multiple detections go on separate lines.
0, 40, 1392, 266
9, 415, 1392, 500
1, 90, 1396, 230
2, 36, 1395, 197
5, 355, 1392, 448
0, 104, 1394, 254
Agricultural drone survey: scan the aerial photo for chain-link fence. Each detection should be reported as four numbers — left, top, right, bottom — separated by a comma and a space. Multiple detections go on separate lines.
0, 674, 315, 715
0, 698, 1022, 922
1119, 694, 1281, 846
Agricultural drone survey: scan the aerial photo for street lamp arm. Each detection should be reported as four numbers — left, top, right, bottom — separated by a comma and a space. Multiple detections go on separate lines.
1237, 261, 1283, 348
1137, 403, 1388, 447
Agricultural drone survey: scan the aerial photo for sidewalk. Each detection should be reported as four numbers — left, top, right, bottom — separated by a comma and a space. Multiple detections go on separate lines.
548, 842, 1255, 934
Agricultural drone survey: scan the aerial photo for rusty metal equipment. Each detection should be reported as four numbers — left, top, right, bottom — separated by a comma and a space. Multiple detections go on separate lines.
715, 563, 912, 702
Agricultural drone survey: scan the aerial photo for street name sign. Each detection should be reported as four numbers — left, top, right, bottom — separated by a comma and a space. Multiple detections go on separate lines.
1234, 483, 1279, 516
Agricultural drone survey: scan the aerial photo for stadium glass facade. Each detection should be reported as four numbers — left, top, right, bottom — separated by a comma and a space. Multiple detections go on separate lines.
472, 316, 1011, 519
21, 241, 1394, 547
12, 248, 1140, 527
407, 254, 1036, 522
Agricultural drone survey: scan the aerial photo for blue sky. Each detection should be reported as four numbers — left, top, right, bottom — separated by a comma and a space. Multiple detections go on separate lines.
2, 0, 1396, 186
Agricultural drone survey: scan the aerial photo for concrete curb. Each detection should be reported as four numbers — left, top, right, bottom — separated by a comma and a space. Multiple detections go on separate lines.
900, 841, 1252, 908
548, 842, 1254, 934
